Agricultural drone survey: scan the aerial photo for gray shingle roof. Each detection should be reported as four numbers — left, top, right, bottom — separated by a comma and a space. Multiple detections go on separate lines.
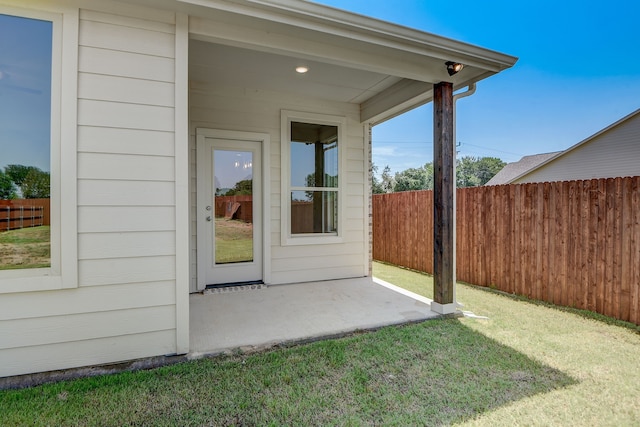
485, 152, 562, 185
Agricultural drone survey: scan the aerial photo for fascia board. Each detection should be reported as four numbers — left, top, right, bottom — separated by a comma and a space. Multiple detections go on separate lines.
362, 71, 495, 125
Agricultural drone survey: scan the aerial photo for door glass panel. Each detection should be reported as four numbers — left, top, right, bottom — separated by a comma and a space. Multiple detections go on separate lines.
213, 149, 253, 264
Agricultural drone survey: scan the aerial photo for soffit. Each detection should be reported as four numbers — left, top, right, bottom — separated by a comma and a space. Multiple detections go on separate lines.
189, 40, 402, 104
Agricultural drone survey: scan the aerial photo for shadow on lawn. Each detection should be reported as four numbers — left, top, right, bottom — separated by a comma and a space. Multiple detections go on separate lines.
0, 319, 577, 426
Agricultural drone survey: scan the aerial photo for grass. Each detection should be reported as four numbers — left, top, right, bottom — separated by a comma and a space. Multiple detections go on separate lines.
375, 262, 640, 426
1, 262, 639, 426
0, 225, 50, 270
215, 218, 253, 264
0, 321, 572, 426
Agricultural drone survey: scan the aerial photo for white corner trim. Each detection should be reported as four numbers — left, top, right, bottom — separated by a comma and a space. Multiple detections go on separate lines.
174, 12, 190, 355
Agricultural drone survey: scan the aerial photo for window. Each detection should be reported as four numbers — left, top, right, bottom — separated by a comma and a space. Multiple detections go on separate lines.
0, 5, 78, 293
0, 13, 52, 271
281, 111, 345, 245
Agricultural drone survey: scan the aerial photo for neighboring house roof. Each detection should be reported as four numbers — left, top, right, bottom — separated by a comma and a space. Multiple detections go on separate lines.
486, 108, 640, 185
485, 152, 561, 185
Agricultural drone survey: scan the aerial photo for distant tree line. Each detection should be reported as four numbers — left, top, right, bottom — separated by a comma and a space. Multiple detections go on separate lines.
0, 164, 50, 199
217, 178, 252, 196
372, 156, 506, 194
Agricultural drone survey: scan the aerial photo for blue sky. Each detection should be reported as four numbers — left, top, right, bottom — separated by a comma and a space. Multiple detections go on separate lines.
2, 3, 638, 178
0, 13, 52, 173
316, 0, 640, 174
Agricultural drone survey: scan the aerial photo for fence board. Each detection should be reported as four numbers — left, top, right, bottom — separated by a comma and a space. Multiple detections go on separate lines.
0, 199, 51, 231
631, 177, 640, 325
373, 176, 640, 325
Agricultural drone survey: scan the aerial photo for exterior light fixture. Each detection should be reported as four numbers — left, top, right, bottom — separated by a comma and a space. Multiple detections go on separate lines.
295, 66, 309, 74
445, 61, 464, 76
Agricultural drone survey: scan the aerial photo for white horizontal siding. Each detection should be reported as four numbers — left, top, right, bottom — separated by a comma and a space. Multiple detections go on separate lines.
272, 266, 365, 285
78, 126, 174, 156
78, 256, 176, 287
79, 73, 174, 107
78, 231, 176, 260
78, 206, 175, 233
0, 330, 175, 378
189, 77, 367, 288
77, 153, 174, 181
3, 305, 175, 350
79, 20, 175, 58
80, 9, 175, 33
78, 180, 175, 206
271, 242, 364, 259
0, 281, 175, 321
0, 7, 181, 378
78, 99, 174, 132
79, 46, 175, 82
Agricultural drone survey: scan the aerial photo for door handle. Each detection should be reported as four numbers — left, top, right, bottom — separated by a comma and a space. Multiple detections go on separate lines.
206, 216, 212, 222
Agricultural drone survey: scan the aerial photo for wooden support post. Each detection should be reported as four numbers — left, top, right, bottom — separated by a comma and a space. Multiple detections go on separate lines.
432, 81, 456, 314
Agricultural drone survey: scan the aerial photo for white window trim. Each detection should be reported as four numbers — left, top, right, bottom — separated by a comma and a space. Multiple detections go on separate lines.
280, 110, 346, 246
0, 4, 78, 294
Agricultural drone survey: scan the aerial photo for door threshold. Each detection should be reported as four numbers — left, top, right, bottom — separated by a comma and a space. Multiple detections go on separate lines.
203, 281, 265, 294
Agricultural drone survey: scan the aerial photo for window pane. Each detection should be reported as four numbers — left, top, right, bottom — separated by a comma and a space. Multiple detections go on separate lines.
291, 190, 337, 234
290, 122, 338, 187
0, 14, 52, 270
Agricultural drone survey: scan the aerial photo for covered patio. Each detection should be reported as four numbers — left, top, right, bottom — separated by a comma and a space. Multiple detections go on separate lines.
190, 277, 442, 356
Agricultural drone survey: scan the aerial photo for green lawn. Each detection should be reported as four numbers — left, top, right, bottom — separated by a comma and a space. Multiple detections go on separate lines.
1, 262, 638, 426
215, 218, 253, 264
375, 262, 640, 426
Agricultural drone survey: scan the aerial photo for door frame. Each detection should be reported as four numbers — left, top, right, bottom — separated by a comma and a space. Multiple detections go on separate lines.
195, 128, 271, 290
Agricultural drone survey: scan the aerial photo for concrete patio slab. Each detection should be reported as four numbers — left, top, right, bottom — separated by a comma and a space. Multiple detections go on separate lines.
189, 276, 442, 356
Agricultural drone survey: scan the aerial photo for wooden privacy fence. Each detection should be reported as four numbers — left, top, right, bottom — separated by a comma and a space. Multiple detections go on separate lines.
215, 195, 253, 222
0, 199, 51, 231
372, 176, 640, 325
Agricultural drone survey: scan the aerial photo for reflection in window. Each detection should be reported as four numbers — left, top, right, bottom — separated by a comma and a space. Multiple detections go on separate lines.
0, 14, 52, 270
214, 149, 254, 264
290, 122, 338, 234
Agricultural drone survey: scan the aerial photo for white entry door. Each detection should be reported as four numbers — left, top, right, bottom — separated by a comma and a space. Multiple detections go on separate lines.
196, 131, 263, 289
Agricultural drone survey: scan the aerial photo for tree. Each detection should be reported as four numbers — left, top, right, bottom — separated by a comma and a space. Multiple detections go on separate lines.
371, 164, 384, 194
372, 163, 394, 194
4, 164, 37, 187
394, 162, 433, 192
380, 165, 395, 193
21, 169, 50, 198
456, 156, 506, 188
0, 169, 17, 200
224, 179, 252, 196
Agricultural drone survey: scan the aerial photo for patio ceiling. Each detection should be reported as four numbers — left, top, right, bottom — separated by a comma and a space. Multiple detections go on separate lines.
172, 0, 518, 124
189, 39, 403, 105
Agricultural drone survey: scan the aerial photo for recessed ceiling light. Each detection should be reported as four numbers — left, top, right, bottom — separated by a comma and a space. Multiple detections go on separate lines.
295, 66, 309, 74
